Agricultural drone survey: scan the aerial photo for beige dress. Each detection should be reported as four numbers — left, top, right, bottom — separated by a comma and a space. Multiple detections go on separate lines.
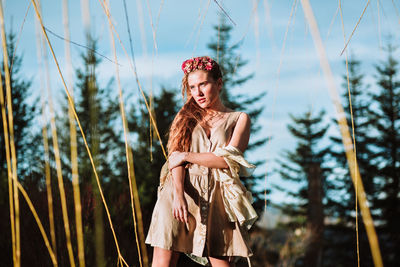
145, 111, 258, 261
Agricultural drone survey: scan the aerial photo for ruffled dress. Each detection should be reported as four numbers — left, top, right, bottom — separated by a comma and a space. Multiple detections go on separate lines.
145, 111, 258, 263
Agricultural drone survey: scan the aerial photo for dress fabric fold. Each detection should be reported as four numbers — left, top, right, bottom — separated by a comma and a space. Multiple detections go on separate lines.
212, 145, 258, 230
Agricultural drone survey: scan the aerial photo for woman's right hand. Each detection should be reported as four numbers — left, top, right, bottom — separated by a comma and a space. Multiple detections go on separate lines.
172, 193, 188, 224
168, 151, 187, 170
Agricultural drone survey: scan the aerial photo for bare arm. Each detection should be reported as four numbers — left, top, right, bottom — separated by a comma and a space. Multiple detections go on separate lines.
183, 152, 228, 168
171, 165, 185, 196
168, 113, 251, 170
227, 112, 251, 153
171, 165, 188, 223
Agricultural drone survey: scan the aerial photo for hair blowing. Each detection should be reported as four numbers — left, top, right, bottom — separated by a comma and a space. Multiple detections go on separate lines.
167, 61, 222, 154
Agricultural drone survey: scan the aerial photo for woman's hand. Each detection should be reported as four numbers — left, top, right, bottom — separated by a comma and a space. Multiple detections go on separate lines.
172, 193, 188, 224
168, 151, 187, 170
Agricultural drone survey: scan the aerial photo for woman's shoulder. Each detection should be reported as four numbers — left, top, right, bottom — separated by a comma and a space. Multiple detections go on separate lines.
225, 110, 251, 152
225, 109, 249, 123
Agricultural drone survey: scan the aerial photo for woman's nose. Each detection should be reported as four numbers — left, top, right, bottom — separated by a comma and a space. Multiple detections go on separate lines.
192, 87, 203, 96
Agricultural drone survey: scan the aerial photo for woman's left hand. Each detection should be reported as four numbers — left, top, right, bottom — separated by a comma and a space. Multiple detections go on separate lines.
168, 151, 187, 170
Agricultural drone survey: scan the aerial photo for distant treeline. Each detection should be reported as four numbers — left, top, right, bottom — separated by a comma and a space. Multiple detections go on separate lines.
269, 44, 400, 267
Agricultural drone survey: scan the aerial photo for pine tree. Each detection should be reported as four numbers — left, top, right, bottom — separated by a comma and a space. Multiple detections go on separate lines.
207, 15, 267, 213
326, 57, 376, 266
368, 43, 400, 266
275, 109, 330, 266
329, 57, 377, 221
0, 31, 40, 266
57, 38, 128, 266
128, 87, 179, 227
0, 31, 36, 178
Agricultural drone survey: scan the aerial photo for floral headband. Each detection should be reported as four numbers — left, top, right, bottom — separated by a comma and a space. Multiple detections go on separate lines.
181, 56, 216, 75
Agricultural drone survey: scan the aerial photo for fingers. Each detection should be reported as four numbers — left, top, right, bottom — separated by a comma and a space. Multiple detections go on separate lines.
178, 207, 184, 222
169, 163, 182, 172
169, 164, 178, 171
173, 207, 179, 221
173, 208, 182, 222
183, 208, 188, 224
172, 206, 188, 223
172, 194, 188, 223
179, 208, 184, 222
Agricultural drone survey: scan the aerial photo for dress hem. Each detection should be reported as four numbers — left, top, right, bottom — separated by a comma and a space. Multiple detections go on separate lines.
145, 241, 253, 258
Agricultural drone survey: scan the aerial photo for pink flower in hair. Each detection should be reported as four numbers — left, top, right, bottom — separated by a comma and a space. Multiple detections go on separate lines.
181, 56, 216, 74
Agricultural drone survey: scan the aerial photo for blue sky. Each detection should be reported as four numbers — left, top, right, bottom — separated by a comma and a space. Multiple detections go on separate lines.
4, 0, 400, 216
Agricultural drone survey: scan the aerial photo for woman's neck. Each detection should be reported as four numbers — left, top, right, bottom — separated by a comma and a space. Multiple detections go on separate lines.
205, 100, 226, 114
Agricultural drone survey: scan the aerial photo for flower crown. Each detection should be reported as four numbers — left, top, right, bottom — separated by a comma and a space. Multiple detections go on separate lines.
181, 56, 216, 75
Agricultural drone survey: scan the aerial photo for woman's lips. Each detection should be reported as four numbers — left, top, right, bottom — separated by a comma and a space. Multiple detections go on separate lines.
198, 98, 206, 103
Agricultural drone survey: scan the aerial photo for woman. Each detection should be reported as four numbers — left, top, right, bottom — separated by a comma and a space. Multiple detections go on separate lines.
145, 56, 257, 267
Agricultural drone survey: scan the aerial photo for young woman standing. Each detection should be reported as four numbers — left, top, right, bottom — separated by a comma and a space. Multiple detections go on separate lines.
146, 56, 257, 267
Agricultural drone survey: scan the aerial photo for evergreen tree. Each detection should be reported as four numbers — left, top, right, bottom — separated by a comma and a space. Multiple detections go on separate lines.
326, 57, 376, 266
0, 31, 40, 266
329, 57, 376, 222
57, 38, 128, 266
275, 109, 330, 266
0, 31, 37, 178
207, 15, 267, 213
128, 88, 179, 227
369, 43, 400, 266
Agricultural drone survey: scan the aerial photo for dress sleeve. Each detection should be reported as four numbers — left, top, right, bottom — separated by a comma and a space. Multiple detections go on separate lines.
159, 161, 169, 187
212, 145, 258, 229
213, 145, 256, 179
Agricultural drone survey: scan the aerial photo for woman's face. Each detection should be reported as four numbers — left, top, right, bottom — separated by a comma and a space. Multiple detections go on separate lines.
187, 70, 222, 110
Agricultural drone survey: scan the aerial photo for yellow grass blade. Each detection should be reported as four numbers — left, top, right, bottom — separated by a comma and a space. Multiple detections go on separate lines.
30, 0, 128, 265
16, 182, 58, 266
0, 2, 20, 265
340, 0, 370, 56
0, 33, 16, 267
102, 1, 148, 265
62, 0, 85, 266
300, 1, 383, 266
33, 1, 76, 265
96, 0, 168, 160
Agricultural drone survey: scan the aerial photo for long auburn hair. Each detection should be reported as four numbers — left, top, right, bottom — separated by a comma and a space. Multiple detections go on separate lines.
167, 60, 222, 154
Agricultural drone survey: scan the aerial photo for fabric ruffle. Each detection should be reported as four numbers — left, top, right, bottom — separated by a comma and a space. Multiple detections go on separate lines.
159, 162, 169, 187
212, 145, 258, 229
